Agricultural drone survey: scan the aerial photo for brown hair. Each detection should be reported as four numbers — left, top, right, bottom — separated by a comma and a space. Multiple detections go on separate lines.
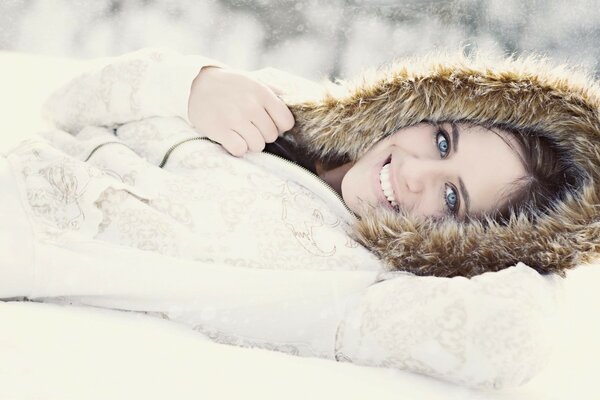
474, 122, 584, 225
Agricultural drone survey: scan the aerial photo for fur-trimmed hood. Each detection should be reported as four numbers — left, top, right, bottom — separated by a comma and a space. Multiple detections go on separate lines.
283, 52, 600, 278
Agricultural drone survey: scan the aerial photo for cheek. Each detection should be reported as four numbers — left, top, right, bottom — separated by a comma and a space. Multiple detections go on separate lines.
390, 130, 436, 157
411, 183, 447, 218
355, 140, 392, 169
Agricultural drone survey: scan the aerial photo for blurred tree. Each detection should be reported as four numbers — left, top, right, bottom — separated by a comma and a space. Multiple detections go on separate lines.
0, 0, 33, 50
2, 0, 600, 76
219, 0, 308, 48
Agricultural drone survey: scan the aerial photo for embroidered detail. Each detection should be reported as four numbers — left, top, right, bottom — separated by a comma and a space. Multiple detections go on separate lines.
99, 58, 147, 115
280, 181, 339, 257
94, 187, 181, 256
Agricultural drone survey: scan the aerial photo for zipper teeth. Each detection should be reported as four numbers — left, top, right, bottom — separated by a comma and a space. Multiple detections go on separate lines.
160, 136, 358, 220
159, 136, 217, 168
85, 141, 136, 162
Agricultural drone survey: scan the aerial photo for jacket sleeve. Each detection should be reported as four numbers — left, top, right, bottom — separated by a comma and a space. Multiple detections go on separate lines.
334, 263, 563, 390
42, 48, 228, 135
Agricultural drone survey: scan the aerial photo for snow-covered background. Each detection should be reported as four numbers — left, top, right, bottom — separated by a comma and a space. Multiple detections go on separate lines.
1, 1, 600, 399
2, 0, 600, 79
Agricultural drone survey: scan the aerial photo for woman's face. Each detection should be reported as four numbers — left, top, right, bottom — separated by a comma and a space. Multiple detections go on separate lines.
340, 122, 527, 219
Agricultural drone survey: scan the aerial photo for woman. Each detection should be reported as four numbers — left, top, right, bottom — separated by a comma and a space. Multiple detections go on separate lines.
0, 48, 589, 388
193, 65, 568, 226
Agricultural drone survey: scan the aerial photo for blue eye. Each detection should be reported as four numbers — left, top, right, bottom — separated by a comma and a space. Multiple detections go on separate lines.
433, 125, 459, 215
444, 185, 459, 214
436, 129, 450, 158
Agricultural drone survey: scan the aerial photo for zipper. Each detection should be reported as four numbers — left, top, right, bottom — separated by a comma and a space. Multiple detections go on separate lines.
160, 136, 359, 220
159, 136, 214, 168
85, 141, 137, 162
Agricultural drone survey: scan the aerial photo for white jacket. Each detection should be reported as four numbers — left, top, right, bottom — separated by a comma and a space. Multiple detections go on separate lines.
0, 48, 561, 389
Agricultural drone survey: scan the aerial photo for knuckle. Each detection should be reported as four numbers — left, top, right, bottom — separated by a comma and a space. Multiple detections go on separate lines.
272, 108, 294, 133
225, 112, 244, 127
248, 137, 265, 153
226, 138, 248, 157
230, 147, 246, 157
283, 112, 295, 130
267, 128, 279, 142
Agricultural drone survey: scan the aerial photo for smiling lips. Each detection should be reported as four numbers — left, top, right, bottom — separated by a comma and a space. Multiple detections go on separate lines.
379, 161, 399, 209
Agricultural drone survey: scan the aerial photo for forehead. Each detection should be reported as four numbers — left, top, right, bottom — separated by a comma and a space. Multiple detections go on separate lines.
449, 123, 527, 217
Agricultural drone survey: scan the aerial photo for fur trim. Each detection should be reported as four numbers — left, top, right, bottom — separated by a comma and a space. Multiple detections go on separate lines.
285, 51, 600, 277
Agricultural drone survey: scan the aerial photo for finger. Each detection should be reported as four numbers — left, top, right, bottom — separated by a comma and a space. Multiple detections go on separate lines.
264, 82, 285, 96
251, 109, 279, 143
217, 130, 248, 157
264, 95, 295, 134
233, 122, 265, 153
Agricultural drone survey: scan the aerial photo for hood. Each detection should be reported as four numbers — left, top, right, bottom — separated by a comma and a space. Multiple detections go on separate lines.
283, 52, 600, 278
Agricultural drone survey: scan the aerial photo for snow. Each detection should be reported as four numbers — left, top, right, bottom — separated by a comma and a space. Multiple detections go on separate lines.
1, 47, 599, 400
0, 300, 480, 400
1, 1, 600, 397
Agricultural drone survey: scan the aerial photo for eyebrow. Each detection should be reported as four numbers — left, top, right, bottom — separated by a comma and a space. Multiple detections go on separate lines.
451, 123, 471, 215
458, 177, 470, 216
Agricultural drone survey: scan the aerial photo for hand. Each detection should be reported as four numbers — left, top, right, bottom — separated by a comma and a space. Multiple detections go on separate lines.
188, 66, 295, 157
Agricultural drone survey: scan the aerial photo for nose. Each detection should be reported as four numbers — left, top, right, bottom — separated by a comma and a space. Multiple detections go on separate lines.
401, 157, 429, 193
401, 156, 441, 195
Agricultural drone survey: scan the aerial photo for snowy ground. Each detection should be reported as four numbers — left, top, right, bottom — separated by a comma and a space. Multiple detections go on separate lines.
2, 2, 600, 398
1, 49, 599, 400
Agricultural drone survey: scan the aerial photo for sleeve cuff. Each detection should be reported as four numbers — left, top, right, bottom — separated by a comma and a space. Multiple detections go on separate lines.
140, 50, 229, 126
334, 264, 562, 389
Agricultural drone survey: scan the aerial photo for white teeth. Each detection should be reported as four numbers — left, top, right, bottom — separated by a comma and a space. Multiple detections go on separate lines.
379, 163, 398, 207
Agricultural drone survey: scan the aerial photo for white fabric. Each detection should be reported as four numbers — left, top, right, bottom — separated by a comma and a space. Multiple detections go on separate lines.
42, 47, 226, 132
336, 266, 561, 389
0, 299, 523, 400
0, 156, 35, 298
0, 48, 564, 390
